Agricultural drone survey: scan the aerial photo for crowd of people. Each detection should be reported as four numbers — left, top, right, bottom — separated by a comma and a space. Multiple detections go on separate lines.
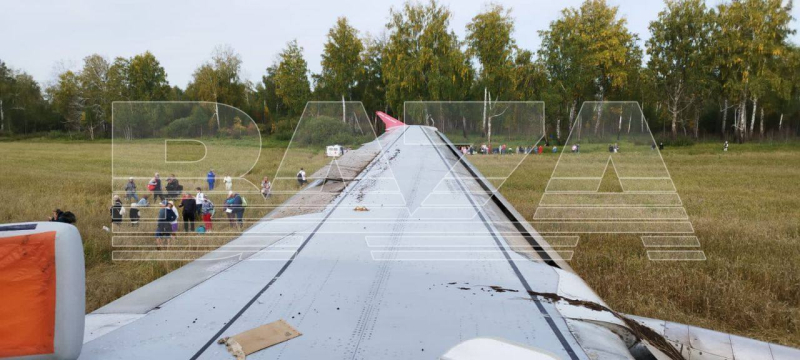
110, 169, 283, 246
459, 144, 562, 156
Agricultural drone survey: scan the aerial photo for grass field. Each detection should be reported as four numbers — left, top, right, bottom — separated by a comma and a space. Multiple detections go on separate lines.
0, 139, 797, 346
0, 140, 328, 311
471, 142, 800, 346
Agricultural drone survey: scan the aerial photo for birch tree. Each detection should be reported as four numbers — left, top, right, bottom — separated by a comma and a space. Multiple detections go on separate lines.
647, 0, 712, 138
316, 17, 363, 102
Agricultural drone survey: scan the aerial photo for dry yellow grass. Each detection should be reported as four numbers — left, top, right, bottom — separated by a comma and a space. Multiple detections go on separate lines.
471, 142, 800, 347
0, 140, 797, 347
0, 140, 327, 311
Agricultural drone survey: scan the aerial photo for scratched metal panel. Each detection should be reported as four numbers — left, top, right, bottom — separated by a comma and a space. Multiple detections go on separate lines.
688, 325, 734, 359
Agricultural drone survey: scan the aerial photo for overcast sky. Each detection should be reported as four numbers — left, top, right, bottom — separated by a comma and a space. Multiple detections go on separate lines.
3, 0, 798, 88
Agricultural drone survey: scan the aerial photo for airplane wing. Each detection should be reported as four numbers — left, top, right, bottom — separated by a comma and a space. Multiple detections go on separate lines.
17, 121, 794, 359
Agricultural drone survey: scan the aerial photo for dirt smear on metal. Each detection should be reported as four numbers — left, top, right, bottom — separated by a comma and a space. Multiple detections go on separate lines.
444, 281, 684, 359
525, 290, 685, 360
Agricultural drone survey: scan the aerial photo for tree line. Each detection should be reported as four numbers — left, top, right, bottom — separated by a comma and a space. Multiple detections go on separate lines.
0, 0, 797, 142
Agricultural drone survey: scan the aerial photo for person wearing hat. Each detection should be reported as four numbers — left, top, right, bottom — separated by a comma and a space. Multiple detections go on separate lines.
124, 177, 138, 202
224, 191, 236, 228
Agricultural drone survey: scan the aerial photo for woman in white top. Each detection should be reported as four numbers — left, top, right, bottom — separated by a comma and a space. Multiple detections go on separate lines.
224, 175, 233, 191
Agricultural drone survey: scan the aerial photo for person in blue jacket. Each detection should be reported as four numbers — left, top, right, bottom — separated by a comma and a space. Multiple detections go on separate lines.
207, 169, 216, 190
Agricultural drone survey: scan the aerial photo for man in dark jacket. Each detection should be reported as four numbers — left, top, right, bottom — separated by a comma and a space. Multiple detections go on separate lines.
231, 193, 245, 229
156, 201, 176, 246
165, 175, 180, 199
179, 193, 197, 232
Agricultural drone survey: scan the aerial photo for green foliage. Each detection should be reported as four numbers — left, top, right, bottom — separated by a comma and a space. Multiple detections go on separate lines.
357, 36, 387, 115
127, 51, 170, 101
5, 0, 800, 142
163, 106, 212, 138
274, 40, 311, 116
647, 0, 713, 137
292, 115, 372, 147
315, 17, 364, 100
0, 60, 57, 135
185, 45, 247, 109
466, 4, 516, 99
382, 0, 473, 116
538, 0, 642, 138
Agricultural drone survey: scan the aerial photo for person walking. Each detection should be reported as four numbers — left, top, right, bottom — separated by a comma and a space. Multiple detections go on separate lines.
110, 195, 124, 231
297, 168, 307, 186
207, 169, 216, 190
124, 177, 139, 202
224, 175, 233, 191
261, 176, 272, 199
179, 192, 196, 232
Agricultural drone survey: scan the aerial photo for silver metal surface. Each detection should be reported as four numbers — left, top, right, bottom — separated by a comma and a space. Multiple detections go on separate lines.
80, 126, 598, 359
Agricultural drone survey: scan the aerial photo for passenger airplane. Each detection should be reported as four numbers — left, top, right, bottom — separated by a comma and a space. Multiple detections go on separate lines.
1, 109, 798, 360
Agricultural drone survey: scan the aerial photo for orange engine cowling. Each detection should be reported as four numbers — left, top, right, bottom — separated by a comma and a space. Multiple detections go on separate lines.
0, 223, 84, 360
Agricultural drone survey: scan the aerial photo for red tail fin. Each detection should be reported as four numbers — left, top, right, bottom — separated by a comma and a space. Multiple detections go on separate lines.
376, 111, 405, 130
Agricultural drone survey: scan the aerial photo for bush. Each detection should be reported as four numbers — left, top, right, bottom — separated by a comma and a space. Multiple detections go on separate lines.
292, 116, 372, 147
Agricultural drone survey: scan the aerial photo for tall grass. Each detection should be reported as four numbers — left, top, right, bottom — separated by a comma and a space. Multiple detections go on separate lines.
0, 140, 797, 346
0, 141, 327, 311
471, 142, 800, 346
